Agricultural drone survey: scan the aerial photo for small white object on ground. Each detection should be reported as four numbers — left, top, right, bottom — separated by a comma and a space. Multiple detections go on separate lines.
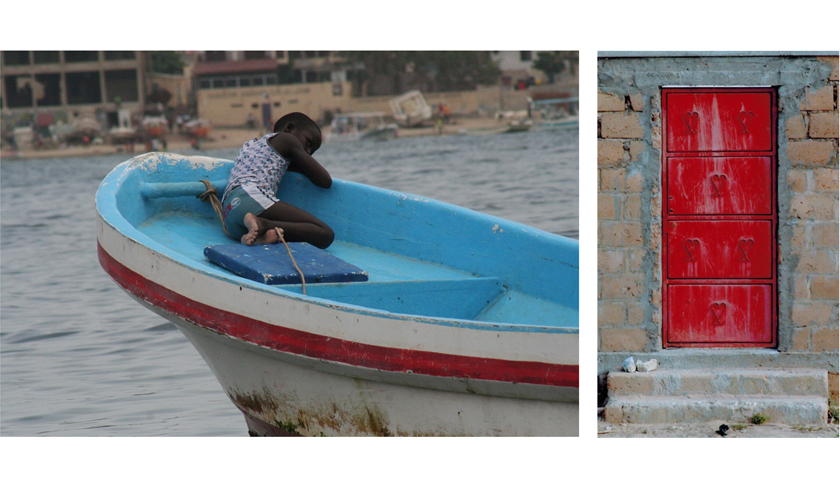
636, 358, 658, 372
622, 357, 636, 373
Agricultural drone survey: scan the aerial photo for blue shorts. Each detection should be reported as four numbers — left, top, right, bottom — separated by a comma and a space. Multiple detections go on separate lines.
222, 185, 276, 239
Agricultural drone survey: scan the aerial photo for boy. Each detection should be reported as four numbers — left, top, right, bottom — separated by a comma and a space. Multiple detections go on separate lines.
221, 112, 335, 249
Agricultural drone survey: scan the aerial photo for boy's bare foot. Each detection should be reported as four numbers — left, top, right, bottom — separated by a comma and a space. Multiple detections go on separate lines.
253, 227, 283, 245
241, 212, 264, 245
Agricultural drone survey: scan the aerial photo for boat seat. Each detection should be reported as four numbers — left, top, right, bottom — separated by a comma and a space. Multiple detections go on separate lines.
292, 277, 504, 320
204, 242, 368, 285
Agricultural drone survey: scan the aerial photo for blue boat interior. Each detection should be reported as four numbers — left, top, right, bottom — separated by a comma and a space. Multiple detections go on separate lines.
109, 155, 579, 329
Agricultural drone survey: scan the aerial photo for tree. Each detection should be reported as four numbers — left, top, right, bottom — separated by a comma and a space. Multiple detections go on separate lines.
148, 51, 186, 75
341, 51, 501, 95
533, 51, 577, 81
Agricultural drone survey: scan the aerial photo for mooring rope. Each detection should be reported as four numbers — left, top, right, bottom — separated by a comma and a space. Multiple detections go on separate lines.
276, 227, 306, 295
198, 180, 306, 294
197, 180, 230, 236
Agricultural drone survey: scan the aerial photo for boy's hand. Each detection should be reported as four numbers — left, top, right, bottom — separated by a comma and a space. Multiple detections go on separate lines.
270, 132, 331, 188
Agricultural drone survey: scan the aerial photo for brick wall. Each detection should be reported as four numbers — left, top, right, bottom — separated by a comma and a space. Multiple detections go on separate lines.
597, 54, 839, 400
597, 90, 659, 353
785, 57, 839, 396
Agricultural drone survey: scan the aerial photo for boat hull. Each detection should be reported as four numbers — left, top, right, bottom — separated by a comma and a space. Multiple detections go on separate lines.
164, 305, 577, 436
96, 153, 579, 436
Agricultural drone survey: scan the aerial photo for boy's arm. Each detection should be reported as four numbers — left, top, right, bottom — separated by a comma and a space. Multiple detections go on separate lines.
270, 133, 332, 188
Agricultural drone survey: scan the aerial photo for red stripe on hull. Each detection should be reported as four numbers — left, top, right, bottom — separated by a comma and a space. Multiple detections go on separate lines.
98, 242, 578, 388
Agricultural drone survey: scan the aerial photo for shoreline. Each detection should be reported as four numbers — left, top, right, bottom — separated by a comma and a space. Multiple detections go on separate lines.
1, 117, 510, 161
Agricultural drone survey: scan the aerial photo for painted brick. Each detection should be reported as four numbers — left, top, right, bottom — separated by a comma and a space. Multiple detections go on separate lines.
599, 302, 625, 326
629, 248, 646, 271
813, 223, 839, 247
626, 304, 645, 325
598, 194, 618, 219
601, 112, 644, 139
792, 302, 835, 327
600, 168, 626, 192
814, 168, 839, 191
796, 251, 837, 275
809, 112, 839, 138
600, 222, 644, 247
794, 274, 810, 300
790, 193, 836, 220
792, 327, 811, 350
787, 170, 809, 193
812, 328, 839, 352
598, 139, 625, 165
624, 194, 642, 219
802, 85, 835, 111
819, 56, 839, 82
628, 141, 645, 162
600, 273, 644, 299
626, 171, 644, 193
629, 93, 645, 112
599, 249, 625, 273
810, 276, 839, 301
790, 224, 808, 252
598, 91, 625, 112
787, 140, 836, 166
600, 327, 648, 352
785, 114, 808, 140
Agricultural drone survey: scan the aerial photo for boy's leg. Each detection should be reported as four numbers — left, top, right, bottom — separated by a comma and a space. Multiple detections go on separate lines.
256, 200, 335, 249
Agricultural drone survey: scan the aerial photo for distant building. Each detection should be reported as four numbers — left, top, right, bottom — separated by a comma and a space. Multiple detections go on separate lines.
190, 51, 355, 128
1, 51, 145, 129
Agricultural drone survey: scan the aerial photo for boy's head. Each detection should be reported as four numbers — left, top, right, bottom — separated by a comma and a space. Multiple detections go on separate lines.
273, 112, 321, 155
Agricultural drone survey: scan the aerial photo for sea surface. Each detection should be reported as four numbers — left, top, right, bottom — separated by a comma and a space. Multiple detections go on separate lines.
0, 127, 578, 436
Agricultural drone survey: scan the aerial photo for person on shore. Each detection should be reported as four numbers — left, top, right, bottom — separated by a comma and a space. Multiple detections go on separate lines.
220, 112, 334, 249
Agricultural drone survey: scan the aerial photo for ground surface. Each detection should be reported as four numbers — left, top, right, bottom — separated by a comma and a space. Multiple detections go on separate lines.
1, 117, 508, 160
598, 420, 839, 438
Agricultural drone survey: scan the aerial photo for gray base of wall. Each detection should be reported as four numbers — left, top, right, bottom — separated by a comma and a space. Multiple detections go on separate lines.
598, 349, 838, 376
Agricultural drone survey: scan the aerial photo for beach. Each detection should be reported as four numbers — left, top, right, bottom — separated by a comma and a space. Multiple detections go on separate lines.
0, 116, 509, 161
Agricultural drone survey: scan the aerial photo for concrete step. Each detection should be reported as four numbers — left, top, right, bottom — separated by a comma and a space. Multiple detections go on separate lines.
608, 368, 828, 397
604, 395, 829, 425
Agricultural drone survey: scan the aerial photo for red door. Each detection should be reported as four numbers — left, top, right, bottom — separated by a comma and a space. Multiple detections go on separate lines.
662, 87, 777, 347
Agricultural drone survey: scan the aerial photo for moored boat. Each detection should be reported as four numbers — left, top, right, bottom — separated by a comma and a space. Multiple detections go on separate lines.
96, 152, 579, 436
325, 112, 398, 143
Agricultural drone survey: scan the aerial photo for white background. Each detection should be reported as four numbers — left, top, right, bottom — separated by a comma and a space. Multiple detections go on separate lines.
2, 1, 838, 478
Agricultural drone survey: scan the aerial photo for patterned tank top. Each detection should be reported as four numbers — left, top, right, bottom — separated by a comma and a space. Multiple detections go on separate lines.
222, 133, 290, 204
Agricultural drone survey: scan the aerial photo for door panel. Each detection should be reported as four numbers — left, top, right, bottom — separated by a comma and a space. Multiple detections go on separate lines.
666, 156, 773, 215
666, 284, 773, 344
665, 91, 773, 153
667, 220, 773, 279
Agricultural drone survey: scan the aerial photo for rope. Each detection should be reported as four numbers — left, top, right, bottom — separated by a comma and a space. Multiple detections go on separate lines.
276, 228, 306, 295
197, 180, 230, 236
198, 180, 306, 295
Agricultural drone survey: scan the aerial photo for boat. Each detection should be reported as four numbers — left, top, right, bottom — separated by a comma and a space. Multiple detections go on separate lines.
389, 90, 433, 127
528, 97, 579, 129
141, 116, 168, 138
458, 117, 534, 136
96, 152, 579, 436
185, 118, 212, 138
325, 112, 398, 142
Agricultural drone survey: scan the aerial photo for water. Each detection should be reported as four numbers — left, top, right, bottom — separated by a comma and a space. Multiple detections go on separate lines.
0, 127, 577, 436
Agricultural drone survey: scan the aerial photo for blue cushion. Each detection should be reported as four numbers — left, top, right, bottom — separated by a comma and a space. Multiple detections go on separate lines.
204, 243, 368, 285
